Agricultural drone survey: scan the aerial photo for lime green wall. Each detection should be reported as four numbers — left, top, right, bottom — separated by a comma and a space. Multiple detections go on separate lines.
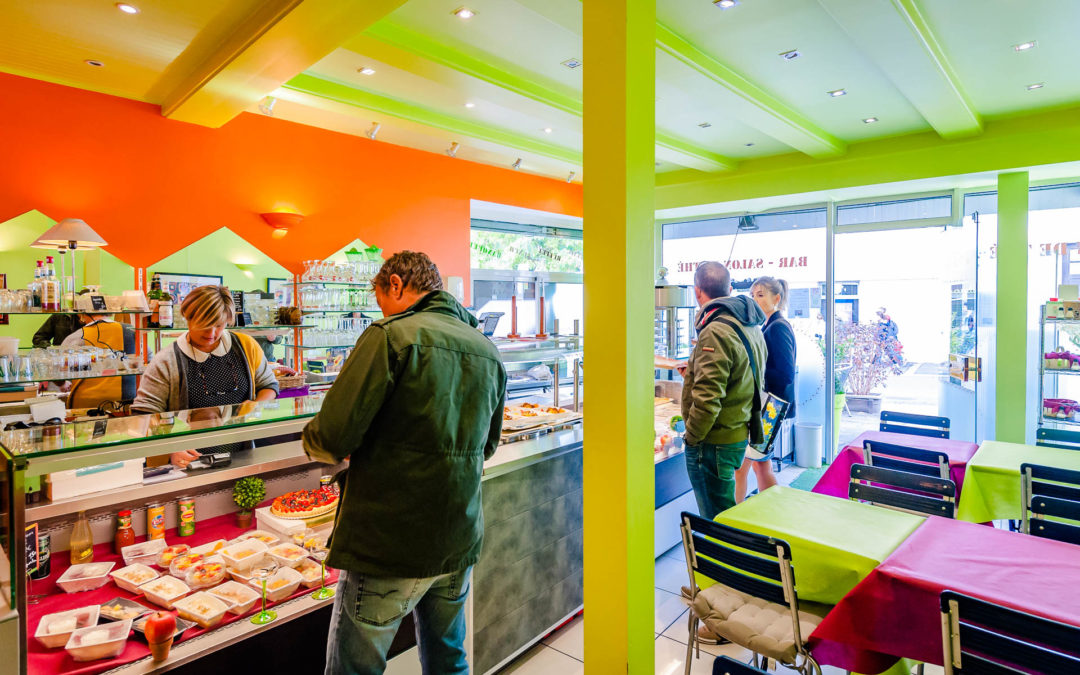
996, 172, 1029, 443
148, 227, 291, 294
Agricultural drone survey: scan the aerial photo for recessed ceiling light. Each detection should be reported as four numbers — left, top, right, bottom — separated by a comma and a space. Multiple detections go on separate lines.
779, 49, 800, 61
713, 0, 739, 8
452, 6, 475, 19
512, 158, 522, 170
84, 60, 105, 67
1026, 82, 1045, 90
698, 122, 712, 128
543, 127, 553, 134
745, 142, 755, 147
561, 58, 582, 69
863, 117, 879, 124
116, 3, 138, 14
828, 89, 847, 97
358, 67, 376, 75
1014, 41, 1037, 52
464, 102, 475, 108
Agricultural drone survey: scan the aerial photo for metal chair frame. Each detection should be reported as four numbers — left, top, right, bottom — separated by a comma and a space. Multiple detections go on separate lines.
941, 590, 1080, 674
863, 439, 951, 480
879, 410, 950, 439
712, 655, 768, 675
680, 512, 822, 675
849, 463, 957, 518
1021, 463, 1080, 546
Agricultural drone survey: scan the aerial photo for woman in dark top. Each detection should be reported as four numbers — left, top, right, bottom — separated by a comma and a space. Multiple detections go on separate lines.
734, 276, 797, 502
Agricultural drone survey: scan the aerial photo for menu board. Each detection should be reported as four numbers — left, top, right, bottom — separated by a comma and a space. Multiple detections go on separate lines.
25, 523, 38, 576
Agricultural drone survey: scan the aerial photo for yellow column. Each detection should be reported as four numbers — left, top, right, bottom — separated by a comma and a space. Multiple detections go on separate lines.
583, 0, 655, 672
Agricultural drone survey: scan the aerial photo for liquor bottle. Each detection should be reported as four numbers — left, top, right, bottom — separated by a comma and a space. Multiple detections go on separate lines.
147, 273, 163, 328
69, 511, 94, 565
29, 260, 43, 308
41, 256, 61, 312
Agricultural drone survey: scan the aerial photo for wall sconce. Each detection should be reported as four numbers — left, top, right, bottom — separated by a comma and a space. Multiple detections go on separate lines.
234, 261, 255, 278
260, 212, 304, 239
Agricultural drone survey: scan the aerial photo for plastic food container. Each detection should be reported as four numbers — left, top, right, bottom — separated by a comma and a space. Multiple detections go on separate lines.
34, 605, 100, 649
57, 562, 116, 593
132, 614, 193, 641
98, 597, 151, 622
173, 592, 229, 629
110, 564, 159, 594
266, 543, 308, 568
157, 544, 190, 568
189, 539, 227, 556
295, 558, 325, 589
208, 581, 260, 615
64, 619, 132, 662
220, 539, 268, 572
121, 539, 166, 567
249, 567, 302, 603
236, 530, 280, 546
185, 560, 227, 589
138, 575, 191, 609
168, 552, 206, 579
226, 566, 255, 584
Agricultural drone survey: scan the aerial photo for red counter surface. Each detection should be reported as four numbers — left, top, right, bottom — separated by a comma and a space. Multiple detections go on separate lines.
27, 512, 337, 675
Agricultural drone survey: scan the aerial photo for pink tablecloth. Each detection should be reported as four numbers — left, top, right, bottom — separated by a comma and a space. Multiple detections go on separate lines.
808, 517, 1080, 673
811, 431, 979, 499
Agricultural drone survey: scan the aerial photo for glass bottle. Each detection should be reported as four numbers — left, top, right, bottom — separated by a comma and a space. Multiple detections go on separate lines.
29, 260, 43, 308
41, 256, 61, 312
69, 510, 94, 565
114, 509, 135, 553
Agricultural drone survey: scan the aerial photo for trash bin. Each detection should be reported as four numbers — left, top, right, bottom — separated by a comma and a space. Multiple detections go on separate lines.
794, 422, 822, 468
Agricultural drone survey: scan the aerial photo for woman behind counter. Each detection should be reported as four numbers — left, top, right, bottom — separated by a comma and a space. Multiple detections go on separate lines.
133, 285, 279, 468
734, 276, 796, 502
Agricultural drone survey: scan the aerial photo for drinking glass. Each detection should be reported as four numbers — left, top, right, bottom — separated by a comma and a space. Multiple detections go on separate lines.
250, 559, 280, 625
305, 538, 334, 600
0, 356, 11, 381
16, 356, 32, 380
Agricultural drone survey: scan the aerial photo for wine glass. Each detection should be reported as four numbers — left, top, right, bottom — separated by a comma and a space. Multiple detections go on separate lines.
249, 559, 280, 625
304, 538, 334, 600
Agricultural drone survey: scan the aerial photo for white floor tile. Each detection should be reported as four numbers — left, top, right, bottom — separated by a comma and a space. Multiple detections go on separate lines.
499, 644, 585, 674
661, 544, 686, 562
656, 554, 691, 595
659, 610, 753, 659
656, 588, 690, 634
385, 647, 422, 675
655, 634, 736, 675
541, 614, 584, 662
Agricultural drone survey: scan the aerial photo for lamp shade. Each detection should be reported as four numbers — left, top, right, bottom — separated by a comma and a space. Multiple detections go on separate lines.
260, 212, 304, 230
31, 218, 108, 249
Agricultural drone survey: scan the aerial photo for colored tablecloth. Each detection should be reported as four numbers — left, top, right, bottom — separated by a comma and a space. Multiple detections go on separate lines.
955, 440, 1080, 522
710, 486, 925, 605
27, 512, 337, 675
811, 431, 979, 500
808, 516, 1080, 674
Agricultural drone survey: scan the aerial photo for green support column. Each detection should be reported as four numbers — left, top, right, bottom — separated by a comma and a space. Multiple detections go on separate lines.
582, 0, 655, 672
996, 171, 1028, 443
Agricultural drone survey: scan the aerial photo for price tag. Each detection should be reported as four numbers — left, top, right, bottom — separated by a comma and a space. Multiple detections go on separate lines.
90, 295, 108, 311
25, 523, 39, 576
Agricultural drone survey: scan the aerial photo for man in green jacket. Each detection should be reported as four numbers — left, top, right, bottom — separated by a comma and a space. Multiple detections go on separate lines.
303, 251, 507, 675
680, 261, 767, 520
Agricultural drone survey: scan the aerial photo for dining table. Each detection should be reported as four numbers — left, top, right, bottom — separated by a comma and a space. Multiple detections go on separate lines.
811, 430, 979, 500
955, 440, 1080, 522
807, 516, 1080, 674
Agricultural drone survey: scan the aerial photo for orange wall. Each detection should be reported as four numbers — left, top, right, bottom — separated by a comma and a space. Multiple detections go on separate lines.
0, 73, 583, 286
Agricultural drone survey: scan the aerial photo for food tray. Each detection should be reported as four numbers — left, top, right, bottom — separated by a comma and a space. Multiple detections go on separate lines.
168, 552, 207, 579
249, 567, 302, 603
266, 543, 308, 568
189, 539, 227, 556
173, 592, 229, 629
121, 539, 166, 567
157, 544, 190, 568
98, 597, 151, 622
64, 619, 132, 662
35, 605, 100, 649
132, 614, 194, 641
185, 560, 227, 589
110, 564, 159, 594
208, 581, 260, 615
138, 575, 190, 609
235, 530, 280, 546
295, 558, 326, 589
57, 562, 116, 593
220, 539, 268, 571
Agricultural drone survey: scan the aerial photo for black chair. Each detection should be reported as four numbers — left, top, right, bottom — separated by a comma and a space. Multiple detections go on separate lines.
849, 463, 956, 518
1035, 427, 1080, 451
941, 590, 1080, 674
713, 656, 767, 675
879, 410, 950, 438
1021, 463, 1080, 546
680, 512, 823, 675
863, 439, 951, 480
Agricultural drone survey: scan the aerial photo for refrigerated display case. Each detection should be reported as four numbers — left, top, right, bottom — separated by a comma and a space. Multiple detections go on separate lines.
654, 284, 694, 360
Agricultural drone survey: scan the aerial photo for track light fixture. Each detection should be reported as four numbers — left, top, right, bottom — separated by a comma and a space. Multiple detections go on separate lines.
512, 158, 522, 170
567, 171, 576, 183
446, 142, 460, 158
366, 122, 381, 140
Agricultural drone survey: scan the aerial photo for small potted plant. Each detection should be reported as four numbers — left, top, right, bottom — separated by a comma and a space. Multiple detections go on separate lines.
232, 476, 265, 528
345, 247, 364, 264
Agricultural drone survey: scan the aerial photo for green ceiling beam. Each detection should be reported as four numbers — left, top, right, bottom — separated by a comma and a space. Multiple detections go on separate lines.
655, 133, 736, 172
815, 0, 982, 139
283, 72, 582, 165
655, 23, 846, 159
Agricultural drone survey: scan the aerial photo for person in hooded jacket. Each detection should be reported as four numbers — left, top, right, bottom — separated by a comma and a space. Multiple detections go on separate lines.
678, 261, 767, 520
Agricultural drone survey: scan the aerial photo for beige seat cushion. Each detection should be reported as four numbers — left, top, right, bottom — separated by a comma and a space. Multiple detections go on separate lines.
690, 584, 831, 664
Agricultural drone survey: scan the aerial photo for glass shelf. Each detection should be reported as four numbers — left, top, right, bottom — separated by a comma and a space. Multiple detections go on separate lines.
1044, 368, 1080, 377
134, 325, 312, 332
280, 343, 356, 350
294, 281, 372, 288
0, 368, 144, 387
0, 309, 152, 315
301, 308, 381, 314
1042, 416, 1080, 427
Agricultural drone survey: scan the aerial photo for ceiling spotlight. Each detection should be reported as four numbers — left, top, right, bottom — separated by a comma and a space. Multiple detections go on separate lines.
464, 102, 475, 108
745, 142, 755, 147
543, 127, 553, 134
258, 96, 277, 116
452, 6, 475, 19
446, 142, 460, 158
561, 58, 582, 69
863, 117, 879, 123
358, 67, 376, 76
84, 59, 105, 67
366, 122, 381, 140
567, 171, 576, 183
779, 49, 800, 61
714, 0, 739, 8
512, 158, 522, 170
698, 122, 712, 128
828, 88, 847, 97
1014, 40, 1037, 52
1026, 82, 1045, 90
116, 3, 139, 14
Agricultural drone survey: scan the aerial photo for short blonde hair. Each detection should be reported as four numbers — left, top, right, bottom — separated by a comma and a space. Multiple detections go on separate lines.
181, 285, 235, 329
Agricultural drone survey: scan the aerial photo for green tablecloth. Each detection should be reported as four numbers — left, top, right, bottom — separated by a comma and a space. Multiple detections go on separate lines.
956, 440, 1080, 522
705, 486, 925, 605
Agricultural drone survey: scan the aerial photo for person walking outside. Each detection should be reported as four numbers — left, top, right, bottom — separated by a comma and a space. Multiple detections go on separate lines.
303, 251, 507, 675
679, 261, 767, 520
734, 276, 796, 502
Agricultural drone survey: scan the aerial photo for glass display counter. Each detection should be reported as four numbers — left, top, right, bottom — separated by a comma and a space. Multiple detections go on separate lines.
492, 336, 583, 406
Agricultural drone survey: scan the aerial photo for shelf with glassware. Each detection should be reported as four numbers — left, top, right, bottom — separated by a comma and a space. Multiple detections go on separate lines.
0, 395, 343, 675
1037, 304, 1080, 428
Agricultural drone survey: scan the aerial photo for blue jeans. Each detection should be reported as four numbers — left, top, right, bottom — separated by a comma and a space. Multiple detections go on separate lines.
325, 567, 472, 675
684, 441, 748, 519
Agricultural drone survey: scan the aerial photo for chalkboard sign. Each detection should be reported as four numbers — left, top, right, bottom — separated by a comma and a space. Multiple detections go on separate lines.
92, 419, 108, 439
90, 295, 108, 311
231, 290, 245, 318
25, 523, 39, 576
